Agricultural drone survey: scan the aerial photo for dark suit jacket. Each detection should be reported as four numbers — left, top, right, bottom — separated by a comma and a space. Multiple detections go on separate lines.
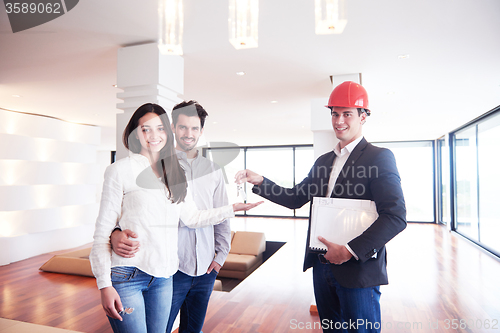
252, 138, 406, 288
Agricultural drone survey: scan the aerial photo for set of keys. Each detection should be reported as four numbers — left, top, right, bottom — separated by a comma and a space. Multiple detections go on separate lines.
119, 307, 134, 315
237, 183, 247, 202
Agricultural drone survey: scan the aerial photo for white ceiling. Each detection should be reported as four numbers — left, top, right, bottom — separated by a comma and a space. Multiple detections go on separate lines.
1, 0, 500, 149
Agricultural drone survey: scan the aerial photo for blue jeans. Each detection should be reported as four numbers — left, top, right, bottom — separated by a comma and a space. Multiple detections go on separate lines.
313, 257, 381, 333
166, 269, 218, 333
107, 266, 173, 333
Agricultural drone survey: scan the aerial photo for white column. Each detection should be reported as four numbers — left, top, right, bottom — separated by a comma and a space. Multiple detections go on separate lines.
310, 74, 361, 158
115, 43, 184, 160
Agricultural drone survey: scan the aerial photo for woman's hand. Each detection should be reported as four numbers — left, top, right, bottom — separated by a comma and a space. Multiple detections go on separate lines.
233, 201, 264, 212
100, 286, 123, 321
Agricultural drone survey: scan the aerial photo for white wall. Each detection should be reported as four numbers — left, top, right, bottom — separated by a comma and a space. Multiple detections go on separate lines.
96, 125, 117, 203
0, 109, 101, 265
311, 98, 339, 158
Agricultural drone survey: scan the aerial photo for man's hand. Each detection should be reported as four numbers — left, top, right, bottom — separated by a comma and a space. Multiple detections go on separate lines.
235, 169, 264, 186
207, 260, 221, 274
318, 236, 352, 265
111, 229, 140, 258
100, 287, 123, 321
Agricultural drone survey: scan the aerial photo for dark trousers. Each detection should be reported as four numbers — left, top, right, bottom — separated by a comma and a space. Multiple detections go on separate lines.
312, 256, 381, 333
166, 270, 218, 333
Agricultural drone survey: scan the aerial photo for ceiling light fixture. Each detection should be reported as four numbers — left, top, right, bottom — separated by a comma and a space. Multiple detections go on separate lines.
12, 95, 21, 98
236, 71, 246, 76
271, 100, 278, 103
398, 54, 410, 59
228, 0, 259, 49
315, 0, 347, 35
158, 0, 184, 55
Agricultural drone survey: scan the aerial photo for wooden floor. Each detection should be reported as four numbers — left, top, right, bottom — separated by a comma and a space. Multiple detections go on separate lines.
1, 219, 500, 333
0, 318, 83, 332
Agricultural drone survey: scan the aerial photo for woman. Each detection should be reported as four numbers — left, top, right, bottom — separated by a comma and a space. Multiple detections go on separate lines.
90, 103, 260, 333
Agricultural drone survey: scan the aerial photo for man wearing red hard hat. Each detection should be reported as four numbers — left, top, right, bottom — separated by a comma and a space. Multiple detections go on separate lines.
236, 81, 406, 332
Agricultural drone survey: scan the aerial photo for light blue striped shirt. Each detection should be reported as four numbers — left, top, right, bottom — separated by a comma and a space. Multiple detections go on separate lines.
176, 149, 231, 276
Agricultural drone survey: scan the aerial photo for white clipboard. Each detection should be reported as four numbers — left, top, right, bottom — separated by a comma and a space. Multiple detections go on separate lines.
309, 197, 378, 252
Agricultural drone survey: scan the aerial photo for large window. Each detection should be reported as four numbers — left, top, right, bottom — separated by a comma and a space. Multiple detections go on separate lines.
246, 147, 295, 217
374, 141, 435, 223
451, 107, 500, 255
206, 141, 436, 222
477, 113, 500, 254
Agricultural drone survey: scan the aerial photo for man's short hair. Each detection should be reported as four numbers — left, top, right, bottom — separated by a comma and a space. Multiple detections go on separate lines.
358, 108, 371, 117
172, 100, 209, 128
329, 107, 370, 117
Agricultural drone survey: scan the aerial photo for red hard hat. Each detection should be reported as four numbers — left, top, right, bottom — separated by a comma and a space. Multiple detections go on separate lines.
327, 81, 370, 113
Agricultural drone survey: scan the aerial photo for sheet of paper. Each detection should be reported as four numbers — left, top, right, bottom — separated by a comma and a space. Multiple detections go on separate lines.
309, 197, 378, 252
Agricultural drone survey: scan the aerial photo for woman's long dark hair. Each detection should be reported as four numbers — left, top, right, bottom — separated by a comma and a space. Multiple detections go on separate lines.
122, 103, 187, 203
